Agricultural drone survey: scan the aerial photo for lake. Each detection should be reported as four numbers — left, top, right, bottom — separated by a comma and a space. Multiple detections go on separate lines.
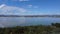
0, 17, 60, 27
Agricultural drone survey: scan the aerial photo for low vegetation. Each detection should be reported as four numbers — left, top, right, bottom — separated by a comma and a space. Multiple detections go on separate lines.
0, 23, 60, 34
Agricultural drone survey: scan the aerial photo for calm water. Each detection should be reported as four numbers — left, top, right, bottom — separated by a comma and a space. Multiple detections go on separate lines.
0, 17, 60, 27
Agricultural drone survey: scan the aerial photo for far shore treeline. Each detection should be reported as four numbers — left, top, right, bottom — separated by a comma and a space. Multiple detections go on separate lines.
0, 23, 60, 34
0, 15, 60, 17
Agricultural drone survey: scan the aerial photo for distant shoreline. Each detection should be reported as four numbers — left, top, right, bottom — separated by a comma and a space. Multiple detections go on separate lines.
0, 15, 60, 17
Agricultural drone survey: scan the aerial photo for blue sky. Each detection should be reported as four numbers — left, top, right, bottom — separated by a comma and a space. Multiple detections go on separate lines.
0, 0, 60, 15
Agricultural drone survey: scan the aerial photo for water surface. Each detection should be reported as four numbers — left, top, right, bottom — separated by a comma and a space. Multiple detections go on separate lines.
0, 17, 60, 27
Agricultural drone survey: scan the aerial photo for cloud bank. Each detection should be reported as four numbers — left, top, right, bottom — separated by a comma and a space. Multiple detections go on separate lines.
0, 4, 27, 15
0, 4, 6, 9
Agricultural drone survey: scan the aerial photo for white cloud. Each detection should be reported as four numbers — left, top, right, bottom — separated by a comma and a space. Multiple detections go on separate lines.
0, 4, 27, 15
4, 0, 29, 2
28, 4, 33, 8
19, 0, 29, 1
28, 5, 32, 6
0, 4, 6, 9
28, 4, 38, 8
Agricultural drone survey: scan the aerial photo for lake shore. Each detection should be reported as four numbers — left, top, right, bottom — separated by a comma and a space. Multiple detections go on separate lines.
0, 23, 60, 34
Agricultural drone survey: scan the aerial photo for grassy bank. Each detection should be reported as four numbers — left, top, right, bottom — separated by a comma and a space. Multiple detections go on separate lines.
0, 23, 60, 34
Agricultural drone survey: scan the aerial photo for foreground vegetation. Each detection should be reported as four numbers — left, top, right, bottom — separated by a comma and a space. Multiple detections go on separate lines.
0, 23, 60, 34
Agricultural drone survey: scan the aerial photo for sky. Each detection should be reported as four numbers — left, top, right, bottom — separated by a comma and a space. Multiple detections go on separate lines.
0, 0, 60, 15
